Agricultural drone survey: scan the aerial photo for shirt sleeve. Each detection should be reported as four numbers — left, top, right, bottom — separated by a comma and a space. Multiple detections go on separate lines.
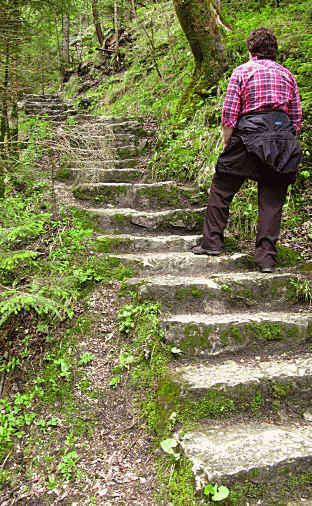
288, 77, 302, 134
222, 71, 242, 129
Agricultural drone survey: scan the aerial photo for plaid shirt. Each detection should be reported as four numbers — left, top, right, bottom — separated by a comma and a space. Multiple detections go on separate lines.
222, 57, 302, 133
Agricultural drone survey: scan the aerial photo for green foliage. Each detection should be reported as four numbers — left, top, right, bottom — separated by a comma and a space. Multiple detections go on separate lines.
204, 483, 230, 502
289, 278, 312, 304
57, 451, 81, 480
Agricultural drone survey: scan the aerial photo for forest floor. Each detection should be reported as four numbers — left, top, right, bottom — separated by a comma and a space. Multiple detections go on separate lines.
1, 282, 159, 505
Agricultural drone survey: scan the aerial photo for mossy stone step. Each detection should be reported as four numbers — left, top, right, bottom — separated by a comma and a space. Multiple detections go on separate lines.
69, 134, 137, 149
56, 168, 143, 184
22, 94, 60, 100
96, 234, 201, 253
72, 182, 206, 210
171, 353, 312, 417
74, 115, 141, 123
63, 159, 138, 169
106, 252, 252, 276
179, 422, 312, 490
85, 206, 205, 233
69, 145, 138, 160
76, 121, 146, 136
161, 310, 312, 357
126, 272, 299, 314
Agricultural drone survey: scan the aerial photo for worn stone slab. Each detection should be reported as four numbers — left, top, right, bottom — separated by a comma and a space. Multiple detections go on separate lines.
72, 181, 204, 210
56, 168, 142, 184
127, 272, 296, 314
96, 234, 201, 252
107, 252, 251, 276
76, 121, 146, 136
63, 159, 138, 169
86, 206, 205, 232
69, 145, 138, 160
70, 134, 137, 149
180, 422, 312, 489
173, 353, 312, 395
161, 311, 312, 356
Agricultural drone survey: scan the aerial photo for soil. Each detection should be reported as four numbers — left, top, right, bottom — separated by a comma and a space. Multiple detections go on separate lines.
1, 283, 159, 505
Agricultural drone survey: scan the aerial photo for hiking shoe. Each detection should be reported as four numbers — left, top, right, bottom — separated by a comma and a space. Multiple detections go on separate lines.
192, 245, 224, 256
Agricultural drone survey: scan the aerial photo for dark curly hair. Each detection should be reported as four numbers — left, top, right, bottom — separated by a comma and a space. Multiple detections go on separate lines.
247, 27, 278, 60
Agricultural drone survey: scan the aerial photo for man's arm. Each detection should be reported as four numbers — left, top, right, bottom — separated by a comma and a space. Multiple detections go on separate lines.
288, 78, 302, 135
223, 126, 234, 150
222, 70, 241, 149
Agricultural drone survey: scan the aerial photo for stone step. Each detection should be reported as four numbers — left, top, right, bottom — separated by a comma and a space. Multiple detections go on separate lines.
63, 159, 138, 169
24, 103, 65, 111
68, 134, 137, 149
96, 234, 201, 253
75, 115, 141, 123
161, 310, 312, 357
55, 168, 143, 184
72, 182, 205, 210
76, 121, 146, 136
85, 206, 205, 233
22, 94, 60, 100
68, 145, 139, 159
105, 252, 252, 276
171, 352, 312, 416
126, 272, 298, 314
179, 422, 312, 490
24, 107, 67, 117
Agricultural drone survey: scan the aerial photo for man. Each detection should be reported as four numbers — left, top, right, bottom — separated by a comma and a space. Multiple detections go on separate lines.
193, 27, 302, 273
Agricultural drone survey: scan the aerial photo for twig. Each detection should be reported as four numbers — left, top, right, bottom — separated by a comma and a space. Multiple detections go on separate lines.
0, 371, 6, 396
1, 450, 12, 469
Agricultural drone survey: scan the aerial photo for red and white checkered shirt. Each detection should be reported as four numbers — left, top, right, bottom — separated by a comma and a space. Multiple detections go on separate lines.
222, 57, 302, 133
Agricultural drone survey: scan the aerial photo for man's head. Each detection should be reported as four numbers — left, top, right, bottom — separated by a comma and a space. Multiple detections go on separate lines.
247, 27, 278, 60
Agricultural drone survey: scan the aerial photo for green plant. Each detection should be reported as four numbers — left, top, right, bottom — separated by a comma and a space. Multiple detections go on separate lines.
289, 278, 312, 304
57, 451, 80, 480
204, 483, 230, 502
160, 437, 180, 461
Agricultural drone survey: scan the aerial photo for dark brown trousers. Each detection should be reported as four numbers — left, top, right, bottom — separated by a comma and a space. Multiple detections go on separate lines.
202, 172, 289, 267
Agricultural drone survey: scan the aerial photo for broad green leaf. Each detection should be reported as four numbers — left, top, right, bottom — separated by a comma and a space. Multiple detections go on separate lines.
212, 484, 230, 501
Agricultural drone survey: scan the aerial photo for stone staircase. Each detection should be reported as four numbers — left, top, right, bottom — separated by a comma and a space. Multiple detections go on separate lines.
18, 93, 77, 122
46, 100, 312, 503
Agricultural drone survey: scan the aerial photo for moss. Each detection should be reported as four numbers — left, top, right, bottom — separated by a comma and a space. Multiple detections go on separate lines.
175, 286, 203, 301
180, 389, 235, 422
228, 470, 312, 505
276, 245, 303, 267
249, 322, 299, 341
220, 326, 246, 345
222, 283, 256, 304
112, 213, 127, 224
73, 184, 129, 203
250, 390, 263, 415
164, 455, 197, 506
96, 236, 131, 253
166, 210, 204, 232
179, 323, 213, 353
136, 185, 183, 209
55, 168, 73, 181
272, 382, 292, 399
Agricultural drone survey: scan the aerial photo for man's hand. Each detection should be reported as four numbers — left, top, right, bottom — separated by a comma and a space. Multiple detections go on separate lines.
222, 126, 234, 150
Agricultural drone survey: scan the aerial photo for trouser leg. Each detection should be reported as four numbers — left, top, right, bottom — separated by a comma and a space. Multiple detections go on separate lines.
202, 172, 245, 249
256, 179, 289, 266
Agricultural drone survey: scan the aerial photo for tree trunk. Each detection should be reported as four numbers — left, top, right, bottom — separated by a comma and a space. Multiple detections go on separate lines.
0, 43, 9, 155
62, 13, 70, 66
172, 0, 228, 118
92, 0, 104, 46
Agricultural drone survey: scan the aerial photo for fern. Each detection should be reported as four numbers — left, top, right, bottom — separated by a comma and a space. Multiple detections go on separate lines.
0, 250, 39, 272
0, 290, 62, 327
